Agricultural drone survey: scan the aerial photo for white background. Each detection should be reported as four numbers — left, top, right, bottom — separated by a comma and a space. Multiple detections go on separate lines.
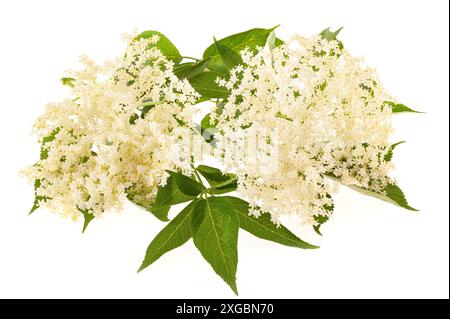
0, 0, 448, 299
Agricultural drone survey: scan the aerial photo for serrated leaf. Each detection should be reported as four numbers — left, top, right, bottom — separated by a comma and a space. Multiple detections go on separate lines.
326, 173, 417, 211
213, 38, 243, 73
138, 199, 199, 272
319, 27, 344, 52
31, 129, 61, 214
384, 141, 405, 162
78, 208, 95, 233
191, 197, 239, 294
320, 27, 343, 41
40, 127, 60, 160
30, 179, 41, 214
313, 214, 329, 236
313, 200, 334, 236
348, 183, 418, 211
127, 171, 204, 221
135, 30, 182, 64
29, 179, 51, 214
174, 57, 211, 80
384, 101, 422, 113
224, 196, 318, 249
203, 26, 279, 73
197, 165, 237, 194
189, 71, 229, 99
29, 196, 40, 214
61, 77, 75, 88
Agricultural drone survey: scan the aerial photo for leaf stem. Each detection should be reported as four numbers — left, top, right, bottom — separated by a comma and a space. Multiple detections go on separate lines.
191, 164, 203, 185
190, 164, 211, 199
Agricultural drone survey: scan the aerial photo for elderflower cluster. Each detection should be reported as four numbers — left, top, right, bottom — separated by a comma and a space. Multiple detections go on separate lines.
213, 34, 396, 225
23, 36, 199, 220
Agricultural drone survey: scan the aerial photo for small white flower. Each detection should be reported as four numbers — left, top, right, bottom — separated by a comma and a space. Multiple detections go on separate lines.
213, 34, 395, 225
23, 38, 199, 219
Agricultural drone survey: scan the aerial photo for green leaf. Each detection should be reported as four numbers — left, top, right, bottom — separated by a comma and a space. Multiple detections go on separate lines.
191, 197, 239, 294
313, 214, 329, 236
31, 128, 61, 214
135, 31, 182, 64
196, 165, 235, 186
128, 171, 204, 221
313, 199, 334, 236
173, 62, 194, 76
327, 173, 417, 211
319, 27, 344, 52
61, 77, 75, 88
129, 113, 139, 125
78, 208, 95, 233
224, 196, 318, 249
213, 38, 243, 73
384, 141, 405, 162
203, 26, 279, 73
138, 199, 199, 272
274, 37, 284, 47
201, 100, 225, 140
320, 27, 343, 41
174, 57, 211, 80
348, 183, 418, 211
189, 72, 229, 99
200, 113, 217, 130
30, 179, 41, 214
29, 195, 40, 214
166, 170, 205, 196
384, 101, 422, 113
40, 127, 60, 160
29, 179, 51, 214
197, 165, 237, 194
275, 111, 293, 122
200, 113, 218, 143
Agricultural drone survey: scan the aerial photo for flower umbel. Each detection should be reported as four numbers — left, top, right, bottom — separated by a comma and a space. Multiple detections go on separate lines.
23, 36, 199, 220
213, 34, 396, 225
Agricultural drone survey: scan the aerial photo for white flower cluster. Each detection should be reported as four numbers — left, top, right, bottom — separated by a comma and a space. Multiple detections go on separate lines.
23, 36, 199, 220
214, 34, 396, 225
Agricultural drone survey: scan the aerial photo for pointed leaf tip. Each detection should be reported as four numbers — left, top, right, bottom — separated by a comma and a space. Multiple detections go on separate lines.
224, 196, 319, 249
347, 183, 418, 212
191, 197, 239, 294
384, 101, 423, 113
78, 208, 95, 233
320, 27, 344, 41
138, 200, 198, 273
313, 225, 323, 236
384, 141, 406, 162
270, 24, 281, 31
